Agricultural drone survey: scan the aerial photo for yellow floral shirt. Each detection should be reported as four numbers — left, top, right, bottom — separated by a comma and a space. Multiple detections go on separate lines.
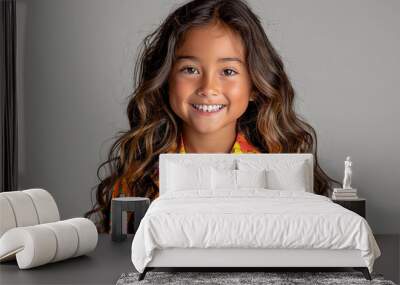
178, 131, 261, 154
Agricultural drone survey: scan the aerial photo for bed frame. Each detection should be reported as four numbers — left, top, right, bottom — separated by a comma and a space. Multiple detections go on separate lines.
137, 154, 372, 281
139, 248, 371, 280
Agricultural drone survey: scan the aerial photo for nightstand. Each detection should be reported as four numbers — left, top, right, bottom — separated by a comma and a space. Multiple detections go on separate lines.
331, 198, 366, 218
111, 197, 150, 242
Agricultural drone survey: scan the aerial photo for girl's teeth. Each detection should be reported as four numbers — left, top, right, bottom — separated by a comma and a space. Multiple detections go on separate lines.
192, 104, 224, 112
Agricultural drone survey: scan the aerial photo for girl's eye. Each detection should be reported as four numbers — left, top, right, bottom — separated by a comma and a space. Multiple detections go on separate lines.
223, 69, 238, 76
180, 66, 199, 75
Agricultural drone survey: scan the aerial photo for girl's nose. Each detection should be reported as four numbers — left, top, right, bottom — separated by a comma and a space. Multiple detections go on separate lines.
197, 73, 219, 97
197, 89, 218, 97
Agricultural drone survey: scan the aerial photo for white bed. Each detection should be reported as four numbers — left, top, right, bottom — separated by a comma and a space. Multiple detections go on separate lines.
130, 154, 381, 281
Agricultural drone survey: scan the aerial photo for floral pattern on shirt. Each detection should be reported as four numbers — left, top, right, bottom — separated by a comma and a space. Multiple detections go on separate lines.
178, 131, 260, 154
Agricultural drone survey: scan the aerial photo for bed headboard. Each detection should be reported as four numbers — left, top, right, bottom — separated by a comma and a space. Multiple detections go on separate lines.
159, 153, 314, 195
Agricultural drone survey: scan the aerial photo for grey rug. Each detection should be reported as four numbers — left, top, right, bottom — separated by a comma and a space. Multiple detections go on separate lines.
116, 271, 397, 285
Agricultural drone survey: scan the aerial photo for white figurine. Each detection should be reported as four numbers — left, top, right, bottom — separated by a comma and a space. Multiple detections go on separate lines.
343, 156, 353, 189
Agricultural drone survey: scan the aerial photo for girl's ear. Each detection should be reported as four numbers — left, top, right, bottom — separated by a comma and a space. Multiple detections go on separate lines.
249, 90, 256, 102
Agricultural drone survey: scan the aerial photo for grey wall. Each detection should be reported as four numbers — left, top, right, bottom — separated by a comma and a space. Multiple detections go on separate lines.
16, 0, 400, 234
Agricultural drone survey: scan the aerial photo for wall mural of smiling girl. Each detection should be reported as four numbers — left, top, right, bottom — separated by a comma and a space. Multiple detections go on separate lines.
85, 0, 341, 233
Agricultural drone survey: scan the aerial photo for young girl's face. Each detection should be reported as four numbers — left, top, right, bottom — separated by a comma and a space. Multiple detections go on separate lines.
168, 21, 253, 135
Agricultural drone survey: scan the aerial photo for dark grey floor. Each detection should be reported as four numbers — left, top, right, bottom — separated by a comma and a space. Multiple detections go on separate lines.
374, 234, 400, 284
0, 235, 134, 285
0, 234, 398, 285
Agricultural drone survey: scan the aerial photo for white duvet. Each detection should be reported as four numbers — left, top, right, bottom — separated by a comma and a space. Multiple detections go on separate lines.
131, 189, 381, 273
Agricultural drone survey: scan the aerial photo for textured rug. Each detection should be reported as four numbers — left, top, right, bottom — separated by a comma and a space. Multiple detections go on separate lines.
116, 271, 397, 285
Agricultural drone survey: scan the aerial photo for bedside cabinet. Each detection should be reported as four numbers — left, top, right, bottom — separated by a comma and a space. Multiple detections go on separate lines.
332, 198, 366, 218
111, 197, 150, 242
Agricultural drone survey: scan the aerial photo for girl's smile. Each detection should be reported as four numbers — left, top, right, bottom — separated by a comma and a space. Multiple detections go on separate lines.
190, 103, 226, 115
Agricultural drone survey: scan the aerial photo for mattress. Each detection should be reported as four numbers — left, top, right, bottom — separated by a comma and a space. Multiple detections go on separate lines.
131, 189, 381, 273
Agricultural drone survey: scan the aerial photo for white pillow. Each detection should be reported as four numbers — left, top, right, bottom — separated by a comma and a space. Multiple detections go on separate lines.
167, 161, 212, 191
211, 168, 268, 190
212, 168, 237, 190
237, 159, 310, 191
265, 160, 309, 191
236, 169, 268, 188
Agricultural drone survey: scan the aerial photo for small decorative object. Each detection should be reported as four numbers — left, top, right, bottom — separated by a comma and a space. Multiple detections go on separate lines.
343, 156, 353, 189
332, 156, 358, 200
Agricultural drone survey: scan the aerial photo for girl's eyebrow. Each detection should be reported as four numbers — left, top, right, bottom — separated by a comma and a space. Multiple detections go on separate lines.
176, 55, 244, 65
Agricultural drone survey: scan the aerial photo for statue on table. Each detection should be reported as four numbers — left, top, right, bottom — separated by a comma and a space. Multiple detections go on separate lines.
343, 156, 353, 189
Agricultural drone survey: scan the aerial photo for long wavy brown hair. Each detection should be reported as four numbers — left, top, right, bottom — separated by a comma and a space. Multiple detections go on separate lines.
85, 0, 341, 233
